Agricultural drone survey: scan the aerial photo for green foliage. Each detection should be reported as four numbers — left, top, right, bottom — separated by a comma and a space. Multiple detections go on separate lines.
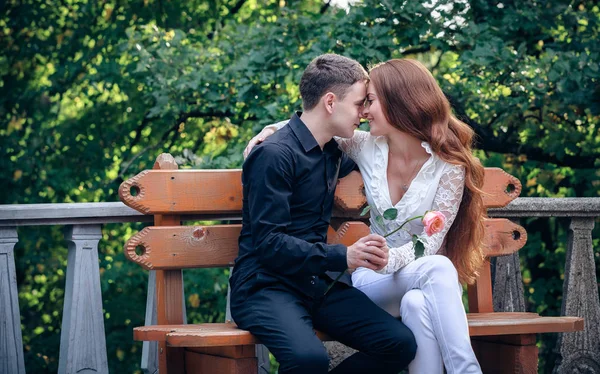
2, 0, 598, 373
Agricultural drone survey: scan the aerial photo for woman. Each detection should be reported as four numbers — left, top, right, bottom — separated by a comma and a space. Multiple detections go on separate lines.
245, 59, 485, 373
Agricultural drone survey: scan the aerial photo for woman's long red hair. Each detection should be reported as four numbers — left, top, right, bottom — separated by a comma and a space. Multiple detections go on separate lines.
370, 59, 486, 284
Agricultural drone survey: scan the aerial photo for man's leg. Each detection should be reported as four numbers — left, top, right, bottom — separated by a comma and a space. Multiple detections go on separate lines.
231, 284, 329, 374
314, 282, 417, 374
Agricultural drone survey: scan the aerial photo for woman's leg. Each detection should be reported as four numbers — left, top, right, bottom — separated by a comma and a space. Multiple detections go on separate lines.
353, 270, 443, 374
353, 255, 481, 374
401, 289, 443, 374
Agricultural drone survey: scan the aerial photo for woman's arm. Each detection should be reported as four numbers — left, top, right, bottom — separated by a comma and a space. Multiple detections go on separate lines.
243, 120, 289, 159
376, 164, 466, 274
243, 120, 370, 160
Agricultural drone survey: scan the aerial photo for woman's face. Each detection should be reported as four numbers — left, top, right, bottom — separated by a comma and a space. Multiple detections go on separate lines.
362, 81, 394, 137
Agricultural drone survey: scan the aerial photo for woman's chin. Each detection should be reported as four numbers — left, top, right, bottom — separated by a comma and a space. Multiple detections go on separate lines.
369, 128, 382, 137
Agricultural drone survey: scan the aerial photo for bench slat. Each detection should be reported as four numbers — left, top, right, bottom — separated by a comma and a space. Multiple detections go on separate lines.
132, 313, 583, 347
481, 168, 522, 208
484, 218, 527, 257
125, 222, 370, 270
125, 219, 525, 270
120, 168, 521, 215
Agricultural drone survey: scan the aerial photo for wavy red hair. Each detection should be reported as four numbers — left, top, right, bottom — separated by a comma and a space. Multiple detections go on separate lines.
370, 59, 486, 284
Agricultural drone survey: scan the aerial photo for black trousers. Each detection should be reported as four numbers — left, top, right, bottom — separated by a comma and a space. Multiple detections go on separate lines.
230, 274, 417, 374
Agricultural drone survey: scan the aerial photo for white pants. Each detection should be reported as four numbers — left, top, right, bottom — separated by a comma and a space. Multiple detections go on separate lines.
352, 255, 482, 374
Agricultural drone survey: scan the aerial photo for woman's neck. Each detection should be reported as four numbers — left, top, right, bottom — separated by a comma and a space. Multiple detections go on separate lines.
386, 132, 428, 162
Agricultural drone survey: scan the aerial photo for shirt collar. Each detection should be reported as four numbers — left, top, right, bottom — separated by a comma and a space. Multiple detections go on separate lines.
289, 112, 342, 156
289, 112, 320, 153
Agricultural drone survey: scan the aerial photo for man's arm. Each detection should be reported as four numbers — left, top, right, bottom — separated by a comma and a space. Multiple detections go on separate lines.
244, 144, 348, 276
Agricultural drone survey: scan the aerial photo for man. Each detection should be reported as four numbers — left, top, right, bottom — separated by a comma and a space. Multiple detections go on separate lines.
229, 54, 417, 374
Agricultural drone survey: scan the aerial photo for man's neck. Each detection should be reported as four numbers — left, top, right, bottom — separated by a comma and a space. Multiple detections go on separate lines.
299, 111, 332, 149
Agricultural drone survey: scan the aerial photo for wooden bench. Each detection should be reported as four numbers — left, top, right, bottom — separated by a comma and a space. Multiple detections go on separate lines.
119, 153, 583, 374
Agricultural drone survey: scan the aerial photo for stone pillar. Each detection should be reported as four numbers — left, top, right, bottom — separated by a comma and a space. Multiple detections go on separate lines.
141, 270, 158, 374
0, 227, 26, 374
58, 225, 109, 374
554, 218, 600, 373
492, 220, 526, 312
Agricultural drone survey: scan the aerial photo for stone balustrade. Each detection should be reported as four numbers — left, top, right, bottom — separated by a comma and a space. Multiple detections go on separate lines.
0, 198, 598, 373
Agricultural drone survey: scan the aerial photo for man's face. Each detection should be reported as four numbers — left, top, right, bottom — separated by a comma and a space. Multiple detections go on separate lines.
330, 80, 367, 138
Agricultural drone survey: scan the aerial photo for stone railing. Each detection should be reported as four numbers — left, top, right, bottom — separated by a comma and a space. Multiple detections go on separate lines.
0, 198, 598, 374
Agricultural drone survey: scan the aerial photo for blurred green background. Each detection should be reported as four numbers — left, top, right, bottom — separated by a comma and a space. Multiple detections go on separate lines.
1, 0, 598, 372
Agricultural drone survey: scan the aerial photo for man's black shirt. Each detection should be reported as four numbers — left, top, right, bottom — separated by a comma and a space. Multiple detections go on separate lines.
230, 113, 356, 298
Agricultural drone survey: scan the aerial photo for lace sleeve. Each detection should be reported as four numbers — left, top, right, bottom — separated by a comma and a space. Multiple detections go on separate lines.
333, 131, 370, 161
376, 164, 466, 274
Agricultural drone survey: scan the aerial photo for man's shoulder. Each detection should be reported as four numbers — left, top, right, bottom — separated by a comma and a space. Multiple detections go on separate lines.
244, 136, 295, 170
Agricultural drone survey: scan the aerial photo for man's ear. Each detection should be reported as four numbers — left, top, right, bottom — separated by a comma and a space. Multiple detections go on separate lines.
323, 92, 336, 114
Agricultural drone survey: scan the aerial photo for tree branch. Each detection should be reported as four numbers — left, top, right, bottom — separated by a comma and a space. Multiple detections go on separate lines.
447, 96, 598, 169
229, 0, 248, 17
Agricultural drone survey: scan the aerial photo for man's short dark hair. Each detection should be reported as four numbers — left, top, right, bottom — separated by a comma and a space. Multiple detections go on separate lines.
299, 54, 369, 111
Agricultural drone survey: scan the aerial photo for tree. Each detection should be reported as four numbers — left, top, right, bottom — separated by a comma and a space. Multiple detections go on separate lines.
1, 0, 598, 372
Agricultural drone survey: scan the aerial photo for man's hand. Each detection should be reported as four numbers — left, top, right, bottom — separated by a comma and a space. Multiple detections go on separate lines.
347, 234, 389, 271
243, 127, 276, 159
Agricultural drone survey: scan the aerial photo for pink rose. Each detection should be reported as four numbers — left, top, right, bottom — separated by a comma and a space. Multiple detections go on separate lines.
423, 211, 445, 236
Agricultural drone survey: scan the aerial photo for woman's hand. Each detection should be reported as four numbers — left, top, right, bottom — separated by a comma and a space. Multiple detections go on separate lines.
243, 127, 276, 159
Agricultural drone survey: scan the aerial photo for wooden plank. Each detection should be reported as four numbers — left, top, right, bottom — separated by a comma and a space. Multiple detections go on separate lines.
187, 345, 257, 359
133, 323, 331, 346
125, 219, 523, 270
119, 167, 521, 215
483, 218, 527, 257
468, 260, 494, 313
327, 221, 370, 245
152, 154, 186, 374
119, 169, 244, 215
185, 349, 257, 374
472, 334, 538, 374
133, 313, 583, 346
126, 222, 370, 270
125, 225, 240, 270
334, 171, 366, 212
467, 313, 584, 336
482, 168, 522, 208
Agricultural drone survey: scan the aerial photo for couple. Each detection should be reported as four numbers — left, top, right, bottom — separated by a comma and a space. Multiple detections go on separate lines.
229, 54, 485, 373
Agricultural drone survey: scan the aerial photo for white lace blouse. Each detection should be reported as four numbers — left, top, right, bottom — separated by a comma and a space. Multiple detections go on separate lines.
265, 122, 465, 274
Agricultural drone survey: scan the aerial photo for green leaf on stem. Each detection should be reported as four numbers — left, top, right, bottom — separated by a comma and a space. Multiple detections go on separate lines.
383, 208, 398, 220
360, 205, 371, 216
414, 240, 425, 258
375, 215, 384, 226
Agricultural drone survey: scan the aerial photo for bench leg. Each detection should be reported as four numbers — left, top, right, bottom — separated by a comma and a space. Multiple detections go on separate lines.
159, 342, 186, 374
184, 346, 258, 374
471, 334, 537, 374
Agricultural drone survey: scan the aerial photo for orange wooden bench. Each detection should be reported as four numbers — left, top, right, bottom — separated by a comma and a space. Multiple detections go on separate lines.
119, 153, 583, 374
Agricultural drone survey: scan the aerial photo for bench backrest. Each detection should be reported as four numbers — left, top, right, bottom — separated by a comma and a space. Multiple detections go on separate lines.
120, 153, 526, 324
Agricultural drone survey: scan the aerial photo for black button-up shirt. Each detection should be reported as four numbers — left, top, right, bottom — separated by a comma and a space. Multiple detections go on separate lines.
230, 113, 356, 298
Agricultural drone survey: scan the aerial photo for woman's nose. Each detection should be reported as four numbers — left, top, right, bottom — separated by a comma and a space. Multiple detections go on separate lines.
361, 106, 369, 117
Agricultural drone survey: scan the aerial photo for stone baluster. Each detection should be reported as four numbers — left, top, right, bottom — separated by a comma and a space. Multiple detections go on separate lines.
554, 218, 600, 373
492, 219, 526, 312
141, 270, 158, 374
0, 227, 26, 374
58, 225, 108, 374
